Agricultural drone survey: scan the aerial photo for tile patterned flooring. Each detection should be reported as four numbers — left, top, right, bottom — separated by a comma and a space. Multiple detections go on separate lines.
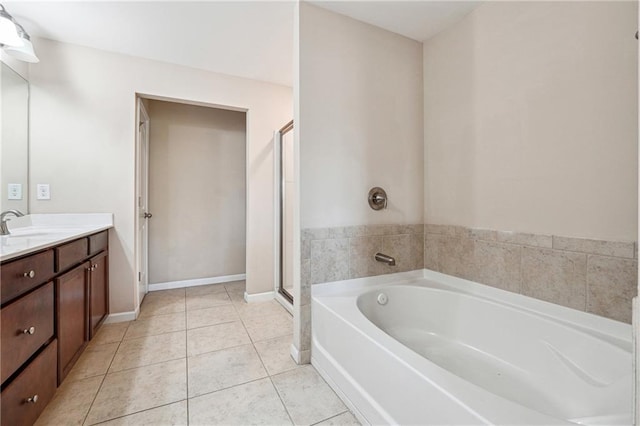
35, 281, 360, 426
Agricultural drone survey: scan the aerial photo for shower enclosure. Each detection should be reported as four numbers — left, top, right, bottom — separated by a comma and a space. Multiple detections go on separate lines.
277, 120, 294, 303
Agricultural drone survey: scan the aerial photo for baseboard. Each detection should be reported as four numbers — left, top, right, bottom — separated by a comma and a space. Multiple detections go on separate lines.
244, 290, 275, 303
104, 307, 139, 324
290, 343, 311, 365
149, 274, 246, 292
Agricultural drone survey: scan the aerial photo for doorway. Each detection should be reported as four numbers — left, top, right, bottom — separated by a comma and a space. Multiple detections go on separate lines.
135, 95, 247, 310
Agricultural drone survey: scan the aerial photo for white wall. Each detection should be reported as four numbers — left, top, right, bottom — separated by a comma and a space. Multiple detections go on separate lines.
28, 38, 292, 314
424, 1, 638, 241
147, 100, 246, 284
299, 3, 424, 229
1, 51, 29, 80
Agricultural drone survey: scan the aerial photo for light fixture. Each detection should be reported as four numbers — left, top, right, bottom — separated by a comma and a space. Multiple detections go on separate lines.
0, 4, 22, 47
4, 22, 38, 63
0, 3, 39, 63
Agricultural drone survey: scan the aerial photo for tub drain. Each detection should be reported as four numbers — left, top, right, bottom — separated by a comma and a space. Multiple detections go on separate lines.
377, 293, 388, 305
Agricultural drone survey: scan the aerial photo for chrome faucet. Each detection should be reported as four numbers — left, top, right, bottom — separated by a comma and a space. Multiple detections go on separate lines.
374, 252, 396, 266
0, 210, 25, 235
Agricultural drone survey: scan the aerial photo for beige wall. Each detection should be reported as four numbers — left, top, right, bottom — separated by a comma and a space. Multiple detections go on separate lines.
28, 38, 292, 314
299, 3, 424, 230
147, 100, 246, 284
424, 1, 638, 242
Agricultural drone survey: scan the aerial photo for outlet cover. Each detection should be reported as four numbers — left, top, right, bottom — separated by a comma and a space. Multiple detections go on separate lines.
37, 184, 51, 200
8, 183, 22, 200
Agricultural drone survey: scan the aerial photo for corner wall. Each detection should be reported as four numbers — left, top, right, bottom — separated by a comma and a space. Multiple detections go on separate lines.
296, 2, 424, 361
423, 1, 638, 242
28, 38, 292, 314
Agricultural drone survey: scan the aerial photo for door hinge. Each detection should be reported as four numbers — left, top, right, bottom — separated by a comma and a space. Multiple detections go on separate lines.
138, 272, 141, 282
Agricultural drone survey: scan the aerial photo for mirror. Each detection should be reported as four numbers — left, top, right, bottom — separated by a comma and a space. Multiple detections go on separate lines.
0, 62, 29, 213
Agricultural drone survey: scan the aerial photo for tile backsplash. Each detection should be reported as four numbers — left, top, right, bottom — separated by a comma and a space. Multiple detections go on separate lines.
302, 223, 637, 323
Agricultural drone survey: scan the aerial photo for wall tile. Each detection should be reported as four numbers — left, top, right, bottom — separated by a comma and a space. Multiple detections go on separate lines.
409, 233, 425, 270
469, 240, 521, 293
552, 236, 634, 259
300, 259, 311, 306
587, 255, 637, 323
497, 231, 552, 248
301, 239, 311, 260
328, 227, 349, 239
469, 228, 497, 241
310, 239, 349, 284
300, 305, 312, 351
424, 233, 444, 271
521, 247, 587, 311
382, 234, 413, 272
303, 228, 329, 241
424, 234, 473, 279
346, 225, 367, 238
409, 224, 425, 234
349, 236, 385, 279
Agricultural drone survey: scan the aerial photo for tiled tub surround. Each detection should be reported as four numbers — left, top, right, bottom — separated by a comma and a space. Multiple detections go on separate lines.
424, 225, 637, 324
301, 224, 637, 324
299, 224, 425, 360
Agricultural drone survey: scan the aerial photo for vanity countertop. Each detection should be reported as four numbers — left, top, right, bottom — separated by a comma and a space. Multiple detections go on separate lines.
1, 214, 114, 262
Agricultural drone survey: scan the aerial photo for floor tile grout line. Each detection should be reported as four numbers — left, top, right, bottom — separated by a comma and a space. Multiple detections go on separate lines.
81, 321, 131, 426
268, 375, 296, 425
188, 375, 272, 401
89, 399, 189, 426
121, 327, 187, 342
309, 410, 351, 426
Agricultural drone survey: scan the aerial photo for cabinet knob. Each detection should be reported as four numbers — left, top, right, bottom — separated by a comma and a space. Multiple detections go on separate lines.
26, 395, 39, 404
23, 270, 35, 278
93, 264, 98, 270
23, 326, 36, 335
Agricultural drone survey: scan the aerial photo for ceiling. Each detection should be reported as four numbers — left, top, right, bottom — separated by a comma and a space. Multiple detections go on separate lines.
310, 1, 480, 41
4, 1, 480, 87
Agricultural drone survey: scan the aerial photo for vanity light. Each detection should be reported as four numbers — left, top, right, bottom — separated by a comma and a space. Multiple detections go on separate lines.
4, 22, 38, 63
0, 5, 22, 47
0, 4, 38, 63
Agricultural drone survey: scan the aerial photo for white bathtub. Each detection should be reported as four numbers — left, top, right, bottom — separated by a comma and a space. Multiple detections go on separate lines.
311, 270, 633, 425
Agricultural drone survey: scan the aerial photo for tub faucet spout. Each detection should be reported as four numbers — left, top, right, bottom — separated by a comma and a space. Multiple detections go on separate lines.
375, 252, 396, 266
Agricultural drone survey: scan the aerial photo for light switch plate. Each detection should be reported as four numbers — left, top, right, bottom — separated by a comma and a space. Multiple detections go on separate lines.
8, 183, 22, 200
37, 184, 51, 200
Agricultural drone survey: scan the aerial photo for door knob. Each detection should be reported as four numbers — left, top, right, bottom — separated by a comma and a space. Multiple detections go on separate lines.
143, 213, 153, 219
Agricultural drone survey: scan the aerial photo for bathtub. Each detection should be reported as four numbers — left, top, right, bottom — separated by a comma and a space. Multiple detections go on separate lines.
311, 270, 633, 425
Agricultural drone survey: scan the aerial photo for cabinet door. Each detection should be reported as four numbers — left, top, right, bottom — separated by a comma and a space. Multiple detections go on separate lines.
89, 252, 109, 339
56, 263, 89, 384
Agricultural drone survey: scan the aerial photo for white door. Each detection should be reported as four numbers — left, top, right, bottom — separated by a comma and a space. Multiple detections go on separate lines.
136, 98, 150, 309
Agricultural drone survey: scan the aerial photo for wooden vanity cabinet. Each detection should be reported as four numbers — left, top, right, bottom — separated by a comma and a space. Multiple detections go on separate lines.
89, 251, 109, 339
0, 229, 110, 425
56, 262, 90, 383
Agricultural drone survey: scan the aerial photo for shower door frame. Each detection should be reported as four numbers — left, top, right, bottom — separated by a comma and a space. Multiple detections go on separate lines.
277, 120, 294, 304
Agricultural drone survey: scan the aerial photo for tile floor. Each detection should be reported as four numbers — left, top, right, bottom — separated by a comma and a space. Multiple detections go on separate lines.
35, 281, 360, 426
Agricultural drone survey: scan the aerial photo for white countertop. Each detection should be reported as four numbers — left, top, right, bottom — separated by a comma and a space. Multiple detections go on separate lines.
1, 214, 114, 262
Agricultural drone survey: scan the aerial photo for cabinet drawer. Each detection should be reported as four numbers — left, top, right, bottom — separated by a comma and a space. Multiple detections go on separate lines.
55, 238, 88, 272
88, 231, 108, 256
1, 282, 54, 384
1, 340, 57, 426
0, 251, 55, 305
